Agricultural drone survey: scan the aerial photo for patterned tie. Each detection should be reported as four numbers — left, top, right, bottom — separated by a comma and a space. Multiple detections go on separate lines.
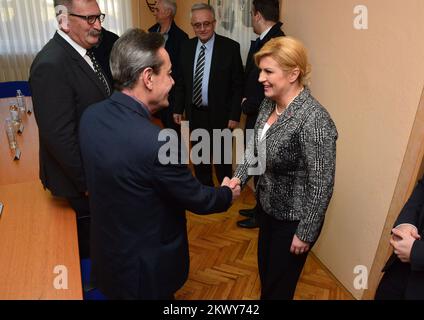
192, 45, 206, 107
86, 50, 111, 96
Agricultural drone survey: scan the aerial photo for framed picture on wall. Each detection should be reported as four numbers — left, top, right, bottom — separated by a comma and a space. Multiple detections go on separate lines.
209, 0, 256, 65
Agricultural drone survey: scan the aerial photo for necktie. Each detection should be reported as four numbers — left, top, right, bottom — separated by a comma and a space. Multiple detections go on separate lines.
86, 50, 111, 96
192, 45, 206, 107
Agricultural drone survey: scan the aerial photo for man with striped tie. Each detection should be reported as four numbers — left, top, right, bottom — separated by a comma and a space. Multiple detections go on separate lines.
29, 0, 112, 271
174, 3, 243, 186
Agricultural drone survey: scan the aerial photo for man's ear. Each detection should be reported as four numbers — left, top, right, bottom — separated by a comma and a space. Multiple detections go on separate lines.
55, 5, 70, 32
142, 68, 154, 90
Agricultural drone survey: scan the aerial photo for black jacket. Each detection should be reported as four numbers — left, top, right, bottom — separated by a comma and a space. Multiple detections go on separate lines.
92, 27, 119, 84
174, 34, 243, 129
29, 32, 110, 197
382, 178, 424, 298
243, 22, 285, 130
149, 22, 188, 127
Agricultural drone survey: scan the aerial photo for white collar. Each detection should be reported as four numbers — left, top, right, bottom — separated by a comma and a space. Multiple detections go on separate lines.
260, 26, 272, 40
57, 29, 87, 58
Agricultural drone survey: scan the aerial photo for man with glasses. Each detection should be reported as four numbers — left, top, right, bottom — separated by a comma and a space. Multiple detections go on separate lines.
174, 3, 243, 187
148, 0, 188, 130
29, 0, 112, 285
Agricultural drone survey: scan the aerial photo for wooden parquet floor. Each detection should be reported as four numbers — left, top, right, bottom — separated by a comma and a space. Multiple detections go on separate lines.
175, 186, 354, 300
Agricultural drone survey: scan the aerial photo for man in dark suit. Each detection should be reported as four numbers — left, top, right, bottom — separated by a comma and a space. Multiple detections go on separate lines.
375, 178, 424, 299
173, 3, 243, 187
29, 0, 111, 260
79, 29, 240, 299
92, 27, 119, 84
148, 0, 188, 129
238, 0, 285, 229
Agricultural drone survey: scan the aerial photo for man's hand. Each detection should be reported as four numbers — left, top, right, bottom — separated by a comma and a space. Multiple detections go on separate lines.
173, 114, 183, 125
228, 120, 239, 130
392, 224, 421, 242
222, 177, 241, 202
229, 177, 241, 189
290, 234, 310, 255
390, 228, 416, 263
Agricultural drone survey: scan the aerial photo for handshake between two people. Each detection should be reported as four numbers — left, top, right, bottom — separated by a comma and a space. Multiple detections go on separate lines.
221, 177, 241, 203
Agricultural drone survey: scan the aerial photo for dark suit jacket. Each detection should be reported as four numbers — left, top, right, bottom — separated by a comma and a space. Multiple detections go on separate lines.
92, 27, 119, 84
383, 178, 424, 298
149, 22, 188, 126
79, 92, 233, 299
29, 32, 110, 198
148, 22, 188, 81
174, 33, 243, 130
243, 22, 285, 130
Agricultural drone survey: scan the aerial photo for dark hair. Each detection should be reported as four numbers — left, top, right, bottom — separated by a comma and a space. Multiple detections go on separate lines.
110, 28, 165, 91
252, 0, 280, 22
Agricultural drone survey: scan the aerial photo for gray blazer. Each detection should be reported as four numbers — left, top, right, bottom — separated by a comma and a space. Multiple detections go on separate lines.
234, 87, 338, 243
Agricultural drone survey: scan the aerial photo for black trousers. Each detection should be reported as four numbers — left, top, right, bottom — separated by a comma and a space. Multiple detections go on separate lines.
257, 205, 308, 300
375, 259, 413, 300
67, 195, 90, 259
190, 107, 233, 186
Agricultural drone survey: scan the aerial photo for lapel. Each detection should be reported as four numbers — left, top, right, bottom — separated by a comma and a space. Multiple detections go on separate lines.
165, 22, 177, 53
208, 33, 221, 95
256, 87, 311, 142
54, 32, 109, 98
245, 40, 257, 74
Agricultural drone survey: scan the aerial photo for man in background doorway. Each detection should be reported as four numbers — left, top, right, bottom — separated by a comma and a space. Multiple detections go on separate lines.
375, 178, 424, 299
92, 27, 119, 84
173, 3, 243, 187
238, 0, 285, 229
149, 0, 188, 130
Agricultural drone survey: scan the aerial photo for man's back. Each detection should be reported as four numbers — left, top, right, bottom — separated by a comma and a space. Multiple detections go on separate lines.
79, 91, 232, 299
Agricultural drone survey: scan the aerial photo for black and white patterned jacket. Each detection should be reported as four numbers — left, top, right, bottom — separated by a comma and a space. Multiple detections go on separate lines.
234, 87, 338, 243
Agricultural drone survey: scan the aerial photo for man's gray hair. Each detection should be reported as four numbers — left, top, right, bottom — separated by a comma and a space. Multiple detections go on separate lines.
190, 3, 215, 19
54, 0, 72, 13
161, 0, 177, 17
54, 0, 97, 14
110, 28, 165, 91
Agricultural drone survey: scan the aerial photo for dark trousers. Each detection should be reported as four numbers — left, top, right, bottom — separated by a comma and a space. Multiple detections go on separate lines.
67, 195, 90, 259
257, 205, 308, 300
375, 258, 414, 300
190, 107, 233, 186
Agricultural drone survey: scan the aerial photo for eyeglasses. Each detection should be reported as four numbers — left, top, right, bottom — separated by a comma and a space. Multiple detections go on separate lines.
69, 13, 106, 25
191, 20, 215, 30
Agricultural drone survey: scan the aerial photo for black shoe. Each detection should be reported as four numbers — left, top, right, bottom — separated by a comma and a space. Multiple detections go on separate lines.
239, 207, 256, 218
237, 217, 259, 229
